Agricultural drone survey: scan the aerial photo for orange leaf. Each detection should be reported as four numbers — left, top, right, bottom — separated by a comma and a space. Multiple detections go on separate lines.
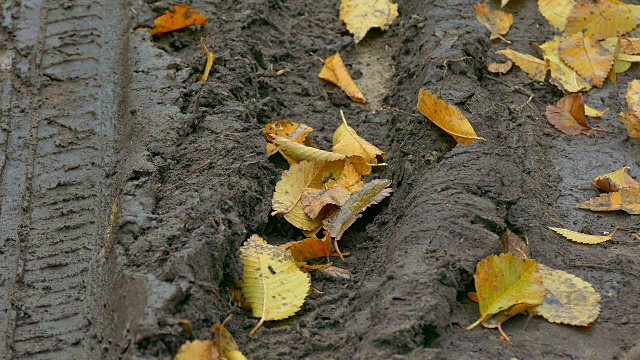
280, 232, 335, 261
486, 60, 513, 74
263, 120, 314, 157
545, 93, 607, 136
473, 1, 513, 42
577, 187, 640, 214
301, 185, 351, 220
319, 53, 366, 103
593, 166, 640, 192
559, 32, 614, 87
417, 89, 485, 144
146, 4, 208, 36
564, 0, 636, 40
618, 112, 640, 140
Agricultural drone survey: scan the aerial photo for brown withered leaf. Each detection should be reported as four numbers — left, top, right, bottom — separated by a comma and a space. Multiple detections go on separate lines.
618, 112, 640, 139
620, 37, 640, 54
627, 79, 640, 116
263, 120, 314, 157
545, 93, 607, 136
577, 187, 640, 214
301, 185, 352, 220
319, 53, 366, 103
323, 179, 392, 257
280, 232, 335, 261
559, 32, 614, 87
473, 0, 513, 42
487, 60, 513, 74
500, 230, 531, 260
146, 4, 208, 36
618, 79, 640, 139
593, 166, 640, 192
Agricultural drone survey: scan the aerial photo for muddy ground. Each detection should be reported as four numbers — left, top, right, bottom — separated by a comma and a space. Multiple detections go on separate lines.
1, 0, 640, 359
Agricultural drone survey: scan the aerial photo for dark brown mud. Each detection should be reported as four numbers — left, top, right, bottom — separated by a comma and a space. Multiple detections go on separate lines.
1, 0, 640, 359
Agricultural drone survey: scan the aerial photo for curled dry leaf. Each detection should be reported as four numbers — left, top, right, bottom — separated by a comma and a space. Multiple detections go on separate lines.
548, 227, 618, 244
559, 32, 614, 87
333, 111, 385, 170
146, 4, 208, 36
339, 0, 398, 43
496, 49, 548, 82
533, 264, 601, 326
500, 230, 531, 260
621, 37, 640, 54
301, 185, 351, 220
618, 78, 640, 139
319, 53, 366, 103
537, 0, 574, 30
626, 79, 640, 116
584, 104, 609, 118
593, 166, 640, 192
240, 235, 311, 337
564, 0, 637, 40
280, 232, 335, 261
268, 134, 346, 165
577, 187, 640, 214
198, 39, 216, 82
538, 37, 592, 93
174, 340, 215, 360
545, 93, 607, 136
618, 112, 640, 139
486, 60, 513, 74
417, 89, 485, 144
212, 319, 247, 360
473, 0, 513, 42
319, 265, 353, 280
263, 120, 314, 157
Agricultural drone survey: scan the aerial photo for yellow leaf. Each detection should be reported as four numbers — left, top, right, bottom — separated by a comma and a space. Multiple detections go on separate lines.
174, 340, 215, 360
268, 134, 346, 165
618, 112, 640, 139
199, 39, 216, 82
584, 104, 609, 118
416, 89, 485, 144
617, 53, 640, 62
545, 93, 607, 136
533, 264, 601, 326
146, 4, 208, 36
538, 37, 592, 93
332, 111, 386, 170
473, 0, 513, 42
496, 49, 548, 82
538, 0, 574, 30
577, 187, 640, 214
467, 254, 545, 332
319, 53, 366, 103
263, 120, 314, 157
548, 226, 618, 244
301, 185, 351, 220
486, 60, 513, 74
627, 79, 640, 116
601, 37, 633, 74
593, 166, 640, 192
212, 320, 247, 360
564, 0, 636, 40
615, 59, 632, 73
339, 0, 399, 43
327, 159, 364, 192
559, 32, 614, 87
239, 235, 311, 337
280, 232, 335, 261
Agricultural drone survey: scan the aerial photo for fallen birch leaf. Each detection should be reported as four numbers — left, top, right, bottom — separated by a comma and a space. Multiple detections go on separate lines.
417, 89, 485, 144
240, 235, 311, 337
618, 112, 640, 139
500, 230, 531, 260
496, 49, 548, 82
564, 0, 636, 40
175, 340, 215, 360
332, 111, 385, 169
319, 53, 366, 103
593, 166, 640, 192
339, 0, 398, 43
467, 254, 545, 335
584, 104, 609, 118
538, 0, 574, 30
473, 0, 513, 42
198, 39, 216, 82
146, 4, 208, 36
268, 134, 346, 165
559, 32, 614, 87
539, 37, 592, 93
301, 185, 351, 220
617, 53, 640, 62
549, 227, 618, 244
324, 179, 392, 256
326, 159, 364, 192
533, 264, 601, 326
601, 37, 632, 75
620, 37, 640, 54
263, 120, 314, 157
577, 187, 640, 214
487, 60, 513, 74
626, 79, 640, 116
280, 232, 335, 261
545, 93, 607, 136
212, 319, 247, 360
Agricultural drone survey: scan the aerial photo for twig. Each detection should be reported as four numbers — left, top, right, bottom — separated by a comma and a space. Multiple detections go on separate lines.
309, 52, 325, 63
437, 56, 472, 96
186, 159, 212, 179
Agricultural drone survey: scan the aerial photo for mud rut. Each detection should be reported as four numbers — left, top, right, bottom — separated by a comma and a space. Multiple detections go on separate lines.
1, 0, 639, 359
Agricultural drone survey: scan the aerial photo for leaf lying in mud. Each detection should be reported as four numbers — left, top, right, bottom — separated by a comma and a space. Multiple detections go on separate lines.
263, 120, 314, 157
240, 235, 311, 337
333, 111, 385, 170
198, 39, 216, 82
417, 89, 485, 144
584, 104, 609, 118
626, 79, 640, 116
324, 179, 392, 255
545, 93, 607, 136
533, 264, 601, 326
496, 49, 548, 82
319, 53, 366, 103
473, 0, 513, 42
486, 60, 513, 74
559, 33, 614, 87
549, 227, 618, 244
280, 232, 335, 261
301, 185, 351, 220
539, 37, 592, 93
339, 0, 398, 43
593, 166, 640, 192
619, 79, 640, 139
146, 4, 208, 36
269, 134, 346, 165
212, 319, 247, 360
618, 112, 640, 139
577, 187, 640, 214
537, 0, 574, 30
319, 265, 353, 280
467, 254, 545, 334
564, 0, 636, 40
175, 340, 215, 360
500, 230, 531, 260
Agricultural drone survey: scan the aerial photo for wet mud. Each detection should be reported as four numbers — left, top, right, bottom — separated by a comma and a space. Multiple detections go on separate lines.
1, 0, 639, 359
